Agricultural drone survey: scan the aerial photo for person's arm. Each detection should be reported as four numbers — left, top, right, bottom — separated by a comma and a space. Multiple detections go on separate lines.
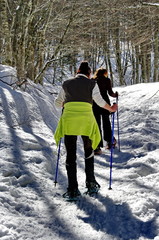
107, 78, 118, 98
93, 84, 117, 112
104, 103, 117, 112
54, 87, 65, 108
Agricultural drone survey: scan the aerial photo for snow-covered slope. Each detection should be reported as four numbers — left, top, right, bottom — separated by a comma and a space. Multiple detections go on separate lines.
0, 65, 159, 240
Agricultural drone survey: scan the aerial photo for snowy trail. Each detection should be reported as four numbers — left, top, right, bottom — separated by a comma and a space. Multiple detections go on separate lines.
0, 65, 159, 239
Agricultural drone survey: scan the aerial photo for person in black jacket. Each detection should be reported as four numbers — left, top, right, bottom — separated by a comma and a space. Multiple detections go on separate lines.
92, 68, 118, 155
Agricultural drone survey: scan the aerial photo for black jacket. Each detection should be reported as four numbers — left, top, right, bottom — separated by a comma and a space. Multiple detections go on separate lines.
93, 76, 114, 114
63, 74, 96, 104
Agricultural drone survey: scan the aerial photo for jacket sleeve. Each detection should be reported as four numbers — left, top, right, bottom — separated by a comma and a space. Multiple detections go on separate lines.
92, 84, 108, 107
107, 78, 117, 97
54, 87, 65, 108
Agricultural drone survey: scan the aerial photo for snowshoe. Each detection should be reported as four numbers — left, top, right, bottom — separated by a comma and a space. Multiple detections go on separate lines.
63, 188, 81, 202
106, 137, 117, 150
85, 181, 100, 196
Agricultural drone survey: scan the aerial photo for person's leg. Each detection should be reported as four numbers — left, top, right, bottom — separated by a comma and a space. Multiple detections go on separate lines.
64, 135, 78, 191
93, 105, 103, 148
82, 136, 100, 192
102, 113, 116, 149
82, 135, 95, 183
102, 112, 112, 144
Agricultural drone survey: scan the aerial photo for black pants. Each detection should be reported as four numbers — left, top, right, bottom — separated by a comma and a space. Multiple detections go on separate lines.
93, 104, 111, 148
64, 135, 96, 191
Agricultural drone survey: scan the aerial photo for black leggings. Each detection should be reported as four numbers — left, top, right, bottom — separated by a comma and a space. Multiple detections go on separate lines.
64, 135, 96, 191
93, 107, 112, 148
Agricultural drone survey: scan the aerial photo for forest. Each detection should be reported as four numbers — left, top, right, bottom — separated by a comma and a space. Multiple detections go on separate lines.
0, 0, 159, 86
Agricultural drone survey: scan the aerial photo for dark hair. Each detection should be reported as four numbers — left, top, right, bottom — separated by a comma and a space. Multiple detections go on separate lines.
77, 61, 91, 76
93, 68, 108, 79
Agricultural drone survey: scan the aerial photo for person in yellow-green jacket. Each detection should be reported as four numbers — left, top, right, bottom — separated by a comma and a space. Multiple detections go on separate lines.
54, 61, 117, 200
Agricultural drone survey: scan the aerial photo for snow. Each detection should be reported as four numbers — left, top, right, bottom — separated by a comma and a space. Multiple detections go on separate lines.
0, 64, 159, 240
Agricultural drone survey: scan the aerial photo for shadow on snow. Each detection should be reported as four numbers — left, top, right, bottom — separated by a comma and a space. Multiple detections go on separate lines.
76, 194, 157, 240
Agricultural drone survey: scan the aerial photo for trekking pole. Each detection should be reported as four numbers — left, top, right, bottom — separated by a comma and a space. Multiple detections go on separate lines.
108, 107, 115, 190
54, 138, 62, 187
116, 96, 121, 151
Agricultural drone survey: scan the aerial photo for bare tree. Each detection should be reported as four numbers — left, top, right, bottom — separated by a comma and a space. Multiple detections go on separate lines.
0, 0, 158, 85
0, 0, 12, 64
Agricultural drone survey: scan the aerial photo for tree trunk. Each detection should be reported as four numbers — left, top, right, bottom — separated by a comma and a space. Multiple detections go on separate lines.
115, 37, 124, 85
0, 0, 12, 65
103, 40, 114, 85
153, 31, 159, 82
135, 46, 140, 84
